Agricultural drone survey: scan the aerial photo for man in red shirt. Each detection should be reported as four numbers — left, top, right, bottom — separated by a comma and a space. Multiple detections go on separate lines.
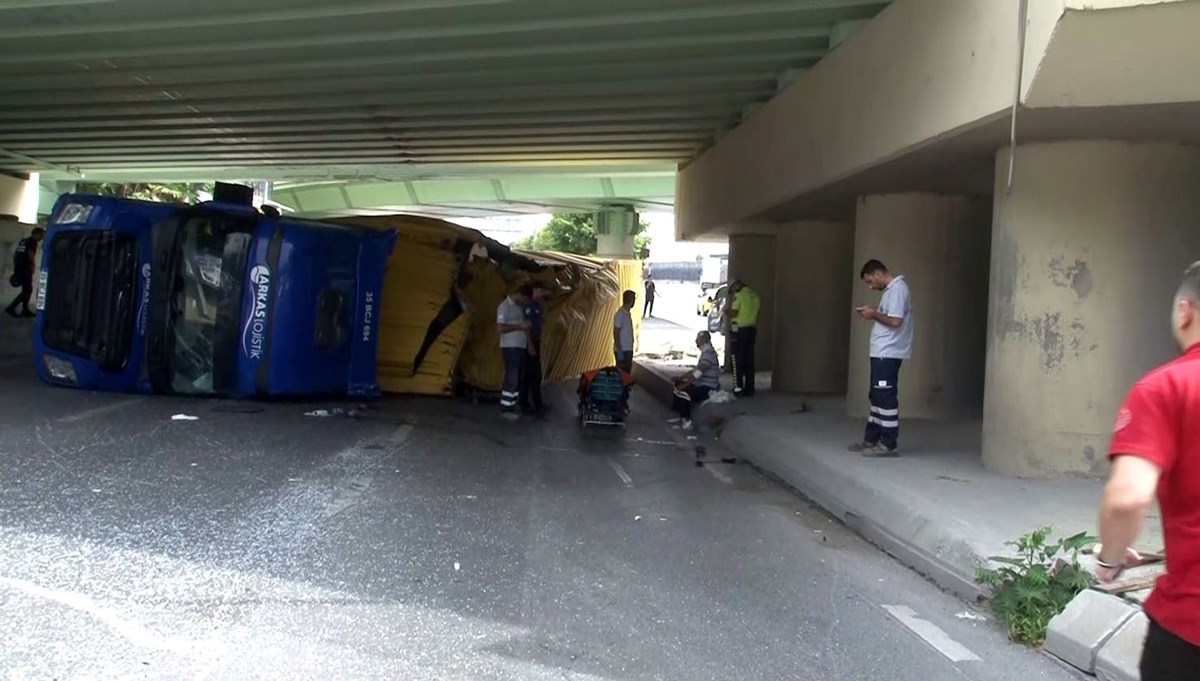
1100, 263, 1200, 678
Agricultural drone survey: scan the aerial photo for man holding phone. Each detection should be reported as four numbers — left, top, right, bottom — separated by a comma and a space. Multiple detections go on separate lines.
851, 260, 913, 457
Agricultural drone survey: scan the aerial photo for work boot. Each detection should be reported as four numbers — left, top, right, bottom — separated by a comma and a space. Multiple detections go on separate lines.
847, 441, 874, 452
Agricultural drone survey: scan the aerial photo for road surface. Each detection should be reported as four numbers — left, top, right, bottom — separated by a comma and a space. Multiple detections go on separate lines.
0, 329, 1073, 680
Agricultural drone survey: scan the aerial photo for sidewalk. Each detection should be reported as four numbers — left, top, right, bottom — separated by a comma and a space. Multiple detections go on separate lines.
635, 358, 1164, 681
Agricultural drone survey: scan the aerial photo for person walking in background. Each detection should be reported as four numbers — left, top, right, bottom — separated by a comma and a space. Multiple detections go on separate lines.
496, 287, 530, 421
6, 226, 44, 318
669, 331, 721, 432
1096, 261, 1200, 679
850, 260, 913, 457
519, 284, 548, 416
723, 279, 761, 397
643, 275, 658, 319
613, 289, 636, 373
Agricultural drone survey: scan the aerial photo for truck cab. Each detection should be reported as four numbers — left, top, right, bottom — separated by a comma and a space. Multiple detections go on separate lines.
33, 192, 396, 398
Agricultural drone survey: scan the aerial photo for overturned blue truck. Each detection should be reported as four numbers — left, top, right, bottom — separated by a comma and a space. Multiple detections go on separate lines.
32, 184, 397, 398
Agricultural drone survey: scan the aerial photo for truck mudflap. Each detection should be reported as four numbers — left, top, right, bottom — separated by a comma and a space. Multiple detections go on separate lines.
347, 229, 397, 396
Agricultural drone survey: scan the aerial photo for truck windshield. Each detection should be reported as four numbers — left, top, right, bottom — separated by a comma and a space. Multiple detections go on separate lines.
41, 231, 138, 372
150, 212, 254, 395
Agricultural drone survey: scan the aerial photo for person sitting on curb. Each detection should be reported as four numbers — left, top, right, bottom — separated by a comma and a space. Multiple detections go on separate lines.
669, 331, 721, 432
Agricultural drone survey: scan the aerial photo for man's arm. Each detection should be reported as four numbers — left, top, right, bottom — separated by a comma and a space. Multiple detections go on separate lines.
1097, 456, 1161, 578
861, 308, 903, 328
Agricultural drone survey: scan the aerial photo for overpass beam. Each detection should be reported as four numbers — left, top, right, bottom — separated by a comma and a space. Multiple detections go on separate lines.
983, 141, 1200, 476
847, 193, 992, 421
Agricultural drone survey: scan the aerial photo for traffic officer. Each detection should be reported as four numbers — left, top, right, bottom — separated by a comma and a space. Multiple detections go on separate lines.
723, 279, 761, 397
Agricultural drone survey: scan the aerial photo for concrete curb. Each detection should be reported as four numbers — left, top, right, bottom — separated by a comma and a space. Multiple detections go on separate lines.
632, 359, 986, 602
631, 361, 675, 406
1044, 590, 1137, 674
634, 358, 1150, 681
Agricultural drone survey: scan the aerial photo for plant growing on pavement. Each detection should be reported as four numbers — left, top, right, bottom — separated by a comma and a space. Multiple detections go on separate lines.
975, 526, 1096, 646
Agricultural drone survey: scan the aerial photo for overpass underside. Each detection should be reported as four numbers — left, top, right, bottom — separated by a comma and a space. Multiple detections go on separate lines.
677, 0, 1200, 476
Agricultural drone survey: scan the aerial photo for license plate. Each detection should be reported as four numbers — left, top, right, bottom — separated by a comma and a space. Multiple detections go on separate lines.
34, 269, 48, 311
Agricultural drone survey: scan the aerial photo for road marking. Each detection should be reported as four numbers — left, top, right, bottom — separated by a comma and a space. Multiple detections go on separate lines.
56, 398, 140, 424
705, 465, 734, 485
0, 576, 195, 654
882, 605, 982, 663
608, 458, 634, 487
388, 424, 414, 446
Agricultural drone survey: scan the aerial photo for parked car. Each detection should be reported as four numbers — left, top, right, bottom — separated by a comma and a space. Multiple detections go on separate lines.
706, 284, 729, 335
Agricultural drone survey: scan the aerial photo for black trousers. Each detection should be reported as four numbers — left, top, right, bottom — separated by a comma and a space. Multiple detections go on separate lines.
519, 351, 544, 412
1142, 616, 1200, 681
863, 357, 902, 449
6, 274, 32, 314
672, 384, 712, 420
731, 326, 757, 395
643, 297, 654, 318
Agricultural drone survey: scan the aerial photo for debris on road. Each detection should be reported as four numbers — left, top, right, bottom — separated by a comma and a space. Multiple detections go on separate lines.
454, 562, 461, 572
304, 408, 361, 419
171, 414, 199, 421
956, 611, 987, 622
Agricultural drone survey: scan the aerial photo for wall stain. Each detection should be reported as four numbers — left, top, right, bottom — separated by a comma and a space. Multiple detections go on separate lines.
990, 225, 1027, 339
1049, 257, 1093, 299
1032, 312, 1064, 371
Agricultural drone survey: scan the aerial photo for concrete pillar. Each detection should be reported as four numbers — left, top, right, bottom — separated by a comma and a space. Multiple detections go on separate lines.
847, 193, 992, 420
0, 173, 39, 223
772, 221, 854, 394
983, 141, 1200, 476
595, 206, 639, 259
728, 233, 776, 372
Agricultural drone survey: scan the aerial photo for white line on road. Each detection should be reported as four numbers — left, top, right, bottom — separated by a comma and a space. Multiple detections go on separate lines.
882, 605, 982, 663
0, 576, 195, 655
608, 458, 634, 488
56, 398, 141, 424
705, 465, 734, 485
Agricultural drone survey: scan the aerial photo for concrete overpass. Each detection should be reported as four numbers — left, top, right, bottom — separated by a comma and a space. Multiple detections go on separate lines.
3, 0, 1200, 477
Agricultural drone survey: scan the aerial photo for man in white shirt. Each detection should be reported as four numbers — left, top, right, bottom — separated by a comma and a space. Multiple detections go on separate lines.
613, 289, 637, 373
496, 288, 531, 420
851, 260, 913, 457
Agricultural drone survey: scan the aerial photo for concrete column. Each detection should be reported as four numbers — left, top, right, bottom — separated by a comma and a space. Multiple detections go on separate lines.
984, 141, 1200, 477
594, 206, 639, 259
728, 233, 776, 372
0, 173, 39, 223
772, 221, 854, 394
847, 193, 992, 420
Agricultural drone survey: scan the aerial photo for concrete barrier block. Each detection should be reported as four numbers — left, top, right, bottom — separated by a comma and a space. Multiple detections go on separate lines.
1044, 590, 1138, 673
1095, 611, 1148, 681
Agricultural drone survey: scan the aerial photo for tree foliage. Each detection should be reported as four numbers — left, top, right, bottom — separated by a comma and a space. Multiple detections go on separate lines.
512, 212, 651, 258
77, 182, 213, 204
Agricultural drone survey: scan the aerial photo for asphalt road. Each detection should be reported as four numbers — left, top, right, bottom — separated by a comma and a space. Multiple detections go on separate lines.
0, 322, 1075, 680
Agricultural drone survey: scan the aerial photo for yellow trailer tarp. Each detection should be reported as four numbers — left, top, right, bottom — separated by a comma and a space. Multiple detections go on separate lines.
331, 215, 643, 396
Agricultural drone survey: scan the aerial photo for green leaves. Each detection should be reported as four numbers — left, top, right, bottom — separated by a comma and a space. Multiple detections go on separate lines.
975, 526, 1098, 645
512, 213, 652, 258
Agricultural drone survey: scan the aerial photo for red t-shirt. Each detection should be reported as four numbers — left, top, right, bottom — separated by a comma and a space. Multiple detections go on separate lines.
1109, 343, 1200, 645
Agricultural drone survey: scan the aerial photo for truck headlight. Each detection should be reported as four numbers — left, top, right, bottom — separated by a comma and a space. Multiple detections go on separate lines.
43, 355, 78, 385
